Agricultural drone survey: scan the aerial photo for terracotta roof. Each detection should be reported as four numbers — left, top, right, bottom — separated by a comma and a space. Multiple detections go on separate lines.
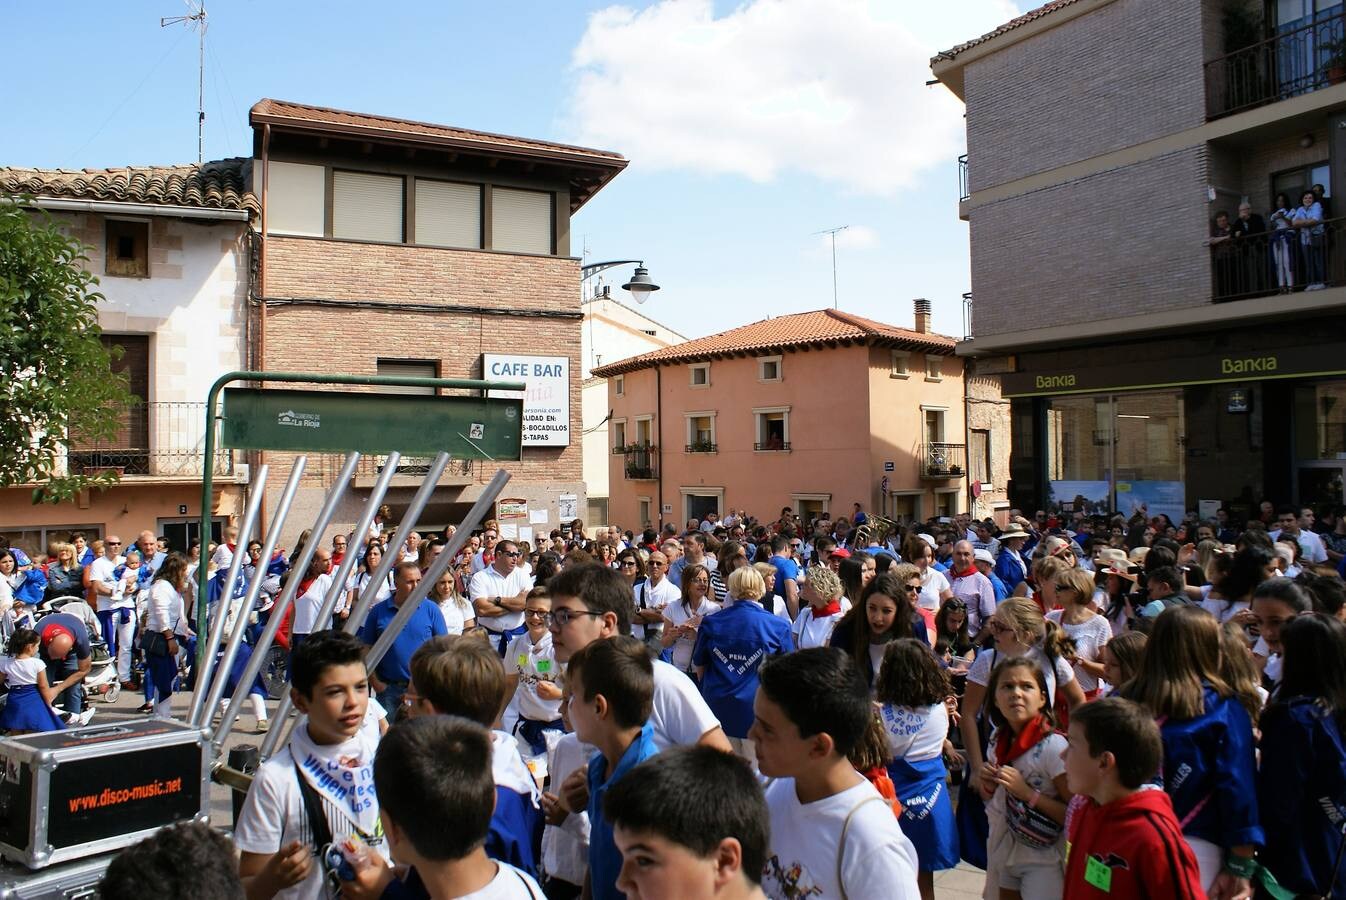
591, 309, 956, 377
251, 99, 625, 164
0, 157, 257, 216
932, 0, 1083, 62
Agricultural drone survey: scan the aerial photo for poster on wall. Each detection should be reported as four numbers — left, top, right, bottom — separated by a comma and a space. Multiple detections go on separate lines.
1047, 481, 1111, 517
483, 354, 570, 446
1117, 481, 1186, 526
558, 493, 579, 520
496, 498, 528, 520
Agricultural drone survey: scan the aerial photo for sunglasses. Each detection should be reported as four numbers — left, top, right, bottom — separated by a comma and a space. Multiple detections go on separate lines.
500, 551, 521, 558
619, 560, 638, 568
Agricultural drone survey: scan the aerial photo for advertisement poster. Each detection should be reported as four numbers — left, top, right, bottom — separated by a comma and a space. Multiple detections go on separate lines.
1116, 480, 1186, 525
1047, 480, 1111, 516
496, 498, 528, 520
484, 354, 570, 446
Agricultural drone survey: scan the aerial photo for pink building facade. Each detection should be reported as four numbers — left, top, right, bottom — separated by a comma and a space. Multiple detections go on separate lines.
594, 308, 971, 530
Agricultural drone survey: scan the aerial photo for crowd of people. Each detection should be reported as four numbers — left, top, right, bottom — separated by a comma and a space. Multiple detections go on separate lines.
5, 495, 1346, 899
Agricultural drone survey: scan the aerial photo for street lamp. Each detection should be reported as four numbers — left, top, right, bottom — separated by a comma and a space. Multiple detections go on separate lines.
581, 259, 660, 304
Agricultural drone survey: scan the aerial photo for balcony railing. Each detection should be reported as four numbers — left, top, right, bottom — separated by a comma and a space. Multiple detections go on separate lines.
754, 440, 791, 452
348, 454, 476, 486
1205, 11, 1346, 118
67, 401, 232, 478
685, 442, 717, 453
958, 154, 969, 202
1210, 214, 1344, 301
622, 444, 658, 480
920, 443, 967, 479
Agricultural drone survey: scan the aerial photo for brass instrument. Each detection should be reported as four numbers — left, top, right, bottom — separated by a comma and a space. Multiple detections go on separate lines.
853, 513, 899, 549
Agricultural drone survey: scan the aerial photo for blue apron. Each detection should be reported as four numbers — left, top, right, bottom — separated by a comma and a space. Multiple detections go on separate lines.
890, 754, 960, 872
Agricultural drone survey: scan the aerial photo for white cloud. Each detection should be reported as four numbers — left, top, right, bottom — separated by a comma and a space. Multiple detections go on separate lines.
568, 0, 1020, 195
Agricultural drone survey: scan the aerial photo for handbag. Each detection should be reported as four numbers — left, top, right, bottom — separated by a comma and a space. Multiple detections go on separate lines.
142, 630, 173, 658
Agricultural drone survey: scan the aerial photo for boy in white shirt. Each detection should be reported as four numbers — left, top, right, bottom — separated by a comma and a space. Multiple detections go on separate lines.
505, 587, 564, 774
749, 648, 921, 900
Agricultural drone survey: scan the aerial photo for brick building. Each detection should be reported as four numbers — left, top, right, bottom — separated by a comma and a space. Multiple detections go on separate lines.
934, 0, 1346, 520
593, 304, 981, 530
250, 100, 627, 538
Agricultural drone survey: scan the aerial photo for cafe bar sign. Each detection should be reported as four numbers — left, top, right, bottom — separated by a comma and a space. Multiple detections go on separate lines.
1002, 343, 1346, 398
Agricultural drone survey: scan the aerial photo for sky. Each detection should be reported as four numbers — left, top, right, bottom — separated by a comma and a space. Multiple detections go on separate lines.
2, 0, 1033, 342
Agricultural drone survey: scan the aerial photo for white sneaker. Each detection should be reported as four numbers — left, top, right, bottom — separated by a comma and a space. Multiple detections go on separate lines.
67, 709, 96, 727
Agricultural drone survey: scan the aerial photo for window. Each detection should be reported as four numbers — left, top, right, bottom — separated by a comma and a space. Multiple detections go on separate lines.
491, 187, 553, 254
615, 375, 624, 397
105, 219, 149, 277
758, 356, 782, 382
333, 171, 404, 243
612, 419, 627, 452
689, 363, 710, 388
935, 490, 958, 518
685, 412, 716, 451
889, 492, 922, 524
638, 497, 651, 527
890, 351, 910, 379
376, 359, 437, 394
634, 417, 653, 447
1272, 161, 1330, 211
69, 334, 149, 474
415, 179, 481, 248
792, 493, 830, 520
970, 429, 992, 486
754, 406, 790, 451
0, 525, 102, 562
267, 161, 325, 236
923, 408, 946, 444
157, 518, 225, 556
925, 355, 943, 382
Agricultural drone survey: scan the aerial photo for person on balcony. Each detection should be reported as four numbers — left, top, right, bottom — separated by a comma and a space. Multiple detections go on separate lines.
1293, 189, 1327, 289
1209, 210, 1235, 298
1230, 202, 1267, 295
1269, 193, 1296, 293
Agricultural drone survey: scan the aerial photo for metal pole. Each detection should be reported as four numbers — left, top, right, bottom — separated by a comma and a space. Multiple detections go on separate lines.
257, 453, 401, 760
215, 452, 361, 745
188, 463, 268, 727
365, 468, 510, 674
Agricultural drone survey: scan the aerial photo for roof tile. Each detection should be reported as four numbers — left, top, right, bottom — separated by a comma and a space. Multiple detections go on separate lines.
932, 0, 1083, 63
591, 309, 956, 377
0, 158, 257, 215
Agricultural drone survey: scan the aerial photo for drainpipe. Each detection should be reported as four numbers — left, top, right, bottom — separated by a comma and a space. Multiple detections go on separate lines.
963, 358, 974, 519
656, 364, 663, 529
257, 123, 271, 527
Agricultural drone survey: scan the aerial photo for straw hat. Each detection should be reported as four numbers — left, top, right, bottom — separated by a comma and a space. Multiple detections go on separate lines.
998, 524, 1030, 542
1094, 547, 1130, 569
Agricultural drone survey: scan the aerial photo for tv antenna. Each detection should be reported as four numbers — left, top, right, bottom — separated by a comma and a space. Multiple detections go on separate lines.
161, 1, 208, 163
815, 225, 850, 309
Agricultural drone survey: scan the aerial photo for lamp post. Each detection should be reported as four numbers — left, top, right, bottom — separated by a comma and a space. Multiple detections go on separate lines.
581, 259, 660, 304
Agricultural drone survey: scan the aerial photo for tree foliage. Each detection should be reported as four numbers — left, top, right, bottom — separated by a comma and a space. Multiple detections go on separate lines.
0, 199, 134, 503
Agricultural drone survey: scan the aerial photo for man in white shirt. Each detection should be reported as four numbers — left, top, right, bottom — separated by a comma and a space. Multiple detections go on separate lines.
1271, 505, 1328, 564
469, 539, 533, 656
633, 551, 679, 648
948, 540, 997, 643
751, 648, 920, 900
88, 537, 130, 686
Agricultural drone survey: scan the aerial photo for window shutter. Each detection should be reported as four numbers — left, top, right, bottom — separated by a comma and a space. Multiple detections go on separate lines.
491, 187, 552, 254
333, 172, 403, 243
267, 162, 325, 236
415, 180, 481, 248
375, 361, 436, 395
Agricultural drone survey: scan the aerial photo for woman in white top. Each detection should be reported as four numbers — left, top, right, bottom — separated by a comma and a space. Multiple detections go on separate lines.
661, 563, 719, 673
429, 569, 474, 636
1043, 568, 1111, 700
343, 542, 393, 627
791, 565, 848, 649
144, 553, 191, 719
906, 538, 953, 614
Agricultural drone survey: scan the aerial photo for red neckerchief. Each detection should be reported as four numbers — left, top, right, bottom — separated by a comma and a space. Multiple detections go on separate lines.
811, 599, 842, 618
226, 543, 236, 553
995, 714, 1053, 767
297, 575, 318, 598
951, 566, 977, 579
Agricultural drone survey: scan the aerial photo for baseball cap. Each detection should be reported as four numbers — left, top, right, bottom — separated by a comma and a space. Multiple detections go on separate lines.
973, 548, 995, 565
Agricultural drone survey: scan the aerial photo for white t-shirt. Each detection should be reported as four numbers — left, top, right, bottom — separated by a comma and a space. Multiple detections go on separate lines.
146, 580, 186, 634
880, 702, 948, 763
292, 573, 335, 636
1044, 610, 1112, 692
439, 597, 472, 635
985, 730, 1069, 863
469, 566, 534, 633
1271, 528, 1328, 564
452, 862, 544, 899
1253, 636, 1283, 682
791, 606, 847, 650
542, 733, 595, 887
967, 646, 1075, 708
662, 597, 720, 672
88, 556, 123, 613
633, 577, 680, 640
1199, 592, 1249, 624
918, 568, 950, 612
210, 542, 234, 571
650, 659, 721, 752
507, 631, 562, 723
1, 656, 45, 687
762, 777, 920, 900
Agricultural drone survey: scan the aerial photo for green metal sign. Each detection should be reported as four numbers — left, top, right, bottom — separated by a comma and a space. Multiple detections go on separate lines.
220, 388, 523, 460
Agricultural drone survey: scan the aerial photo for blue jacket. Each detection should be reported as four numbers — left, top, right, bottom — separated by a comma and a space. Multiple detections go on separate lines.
1258, 697, 1346, 898
588, 722, 658, 900
1158, 687, 1263, 850
691, 600, 793, 738
993, 549, 1028, 593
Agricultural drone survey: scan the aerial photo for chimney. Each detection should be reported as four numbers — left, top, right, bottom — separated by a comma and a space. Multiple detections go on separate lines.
913, 298, 932, 333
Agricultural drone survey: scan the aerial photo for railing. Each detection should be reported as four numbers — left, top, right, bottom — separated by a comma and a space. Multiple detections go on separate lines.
67, 401, 232, 477
1210, 214, 1344, 301
622, 444, 658, 480
1205, 12, 1346, 118
685, 442, 717, 453
920, 443, 967, 479
958, 154, 969, 202
754, 440, 791, 452
351, 454, 476, 480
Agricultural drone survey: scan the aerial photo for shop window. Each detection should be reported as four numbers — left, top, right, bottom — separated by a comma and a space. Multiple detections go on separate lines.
106, 219, 149, 277
1294, 380, 1346, 458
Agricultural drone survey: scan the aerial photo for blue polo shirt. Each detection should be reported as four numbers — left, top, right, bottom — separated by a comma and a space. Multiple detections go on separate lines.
358, 597, 446, 685
691, 600, 793, 738
587, 721, 657, 900
768, 554, 799, 601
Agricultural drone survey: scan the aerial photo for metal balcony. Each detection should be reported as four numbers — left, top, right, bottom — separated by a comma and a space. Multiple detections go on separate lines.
754, 440, 792, 452
66, 401, 232, 478
622, 444, 658, 480
920, 443, 967, 479
685, 442, 717, 453
1205, 11, 1346, 118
